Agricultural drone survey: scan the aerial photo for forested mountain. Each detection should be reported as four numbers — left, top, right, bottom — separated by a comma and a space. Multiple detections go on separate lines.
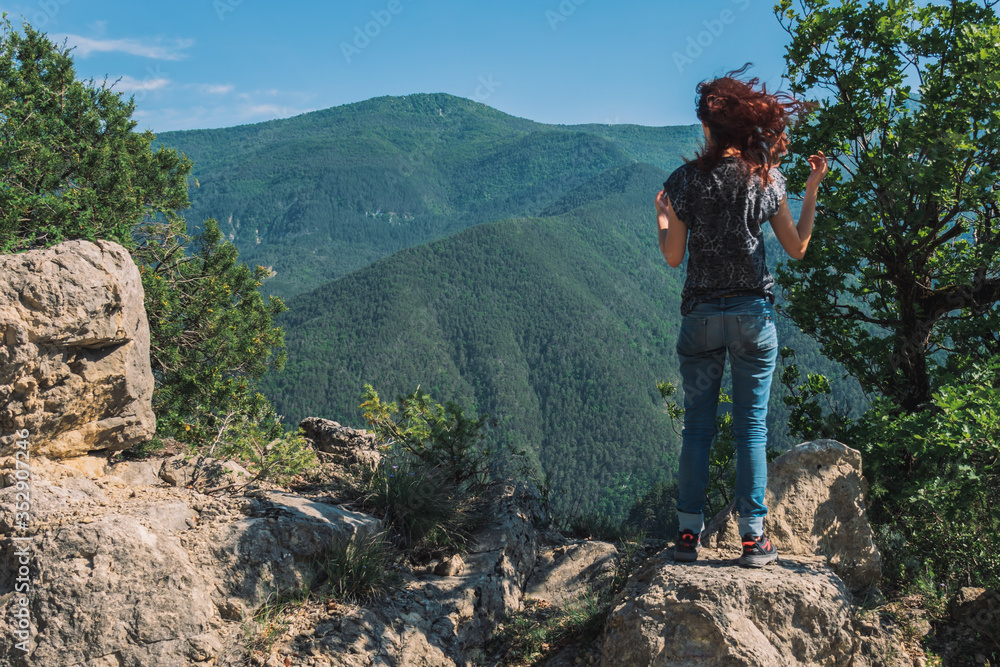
263, 161, 863, 519
155, 94, 704, 298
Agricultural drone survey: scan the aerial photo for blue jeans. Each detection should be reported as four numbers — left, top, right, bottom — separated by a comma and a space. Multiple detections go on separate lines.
675, 295, 778, 538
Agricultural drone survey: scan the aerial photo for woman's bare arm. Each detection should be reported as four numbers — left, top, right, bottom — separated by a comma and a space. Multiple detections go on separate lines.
655, 190, 688, 268
769, 151, 828, 260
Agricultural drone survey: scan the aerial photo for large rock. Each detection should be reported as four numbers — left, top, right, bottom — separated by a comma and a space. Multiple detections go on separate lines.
702, 440, 882, 593
525, 539, 618, 605
299, 417, 382, 469
601, 550, 873, 666
0, 474, 548, 667
0, 240, 154, 459
0, 480, 381, 666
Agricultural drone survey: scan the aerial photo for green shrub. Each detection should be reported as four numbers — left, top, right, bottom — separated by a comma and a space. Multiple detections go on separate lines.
354, 455, 468, 549
854, 359, 1000, 591
360, 384, 494, 489
140, 219, 289, 453
217, 423, 317, 488
317, 530, 400, 603
778, 351, 1000, 592
778, 347, 854, 441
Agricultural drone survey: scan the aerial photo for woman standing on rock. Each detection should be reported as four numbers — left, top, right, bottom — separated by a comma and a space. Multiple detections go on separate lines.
656, 65, 828, 567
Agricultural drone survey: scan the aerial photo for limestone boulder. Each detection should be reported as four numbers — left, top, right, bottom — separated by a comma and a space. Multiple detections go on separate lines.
299, 417, 382, 469
158, 454, 251, 489
601, 550, 873, 666
0, 240, 154, 459
0, 479, 381, 666
525, 539, 618, 605
950, 587, 1000, 636
105, 459, 164, 487
703, 439, 882, 593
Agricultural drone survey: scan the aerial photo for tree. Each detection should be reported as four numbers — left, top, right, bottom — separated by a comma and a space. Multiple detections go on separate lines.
776, 0, 1000, 412
0, 19, 302, 475
137, 218, 288, 447
0, 18, 191, 253
776, 0, 1000, 589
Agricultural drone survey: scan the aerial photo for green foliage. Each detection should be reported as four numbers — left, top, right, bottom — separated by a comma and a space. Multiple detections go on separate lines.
353, 455, 467, 550
623, 479, 680, 540
778, 347, 854, 442
361, 384, 494, 488
137, 218, 292, 471
316, 530, 401, 603
266, 166, 687, 522
0, 19, 293, 480
776, 0, 1000, 411
218, 426, 316, 489
776, 0, 1000, 593
854, 358, 1000, 589
0, 18, 191, 253
560, 510, 629, 542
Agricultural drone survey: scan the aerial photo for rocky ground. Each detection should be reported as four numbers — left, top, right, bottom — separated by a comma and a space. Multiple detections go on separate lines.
0, 435, 970, 666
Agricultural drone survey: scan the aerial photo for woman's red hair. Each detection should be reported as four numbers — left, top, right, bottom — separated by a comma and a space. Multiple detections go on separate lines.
693, 64, 812, 186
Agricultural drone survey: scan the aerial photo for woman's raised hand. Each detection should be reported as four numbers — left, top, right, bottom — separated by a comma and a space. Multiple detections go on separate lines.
805, 151, 828, 191
655, 189, 671, 217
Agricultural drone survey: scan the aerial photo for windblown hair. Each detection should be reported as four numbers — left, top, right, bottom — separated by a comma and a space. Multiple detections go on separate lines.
693, 64, 812, 186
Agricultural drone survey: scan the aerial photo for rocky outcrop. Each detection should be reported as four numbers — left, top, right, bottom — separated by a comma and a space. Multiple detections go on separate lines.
525, 539, 618, 605
286, 481, 546, 666
0, 473, 380, 667
602, 552, 870, 666
600, 440, 891, 667
702, 439, 881, 593
299, 417, 382, 469
0, 435, 906, 666
0, 239, 154, 459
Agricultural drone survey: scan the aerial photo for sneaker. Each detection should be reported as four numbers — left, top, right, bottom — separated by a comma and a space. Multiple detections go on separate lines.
673, 529, 701, 562
739, 533, 778, 567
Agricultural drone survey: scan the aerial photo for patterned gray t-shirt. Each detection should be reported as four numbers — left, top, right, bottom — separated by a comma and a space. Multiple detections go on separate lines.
663, 157, 786, 315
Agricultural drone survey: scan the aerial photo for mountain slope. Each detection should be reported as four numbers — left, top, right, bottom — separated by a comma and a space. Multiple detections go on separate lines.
266, 162, 685, 518
156, 94, 703, 298
263, 160, 864, 519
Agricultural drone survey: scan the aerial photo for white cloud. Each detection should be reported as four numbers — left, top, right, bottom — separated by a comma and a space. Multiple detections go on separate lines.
247, 104, 289, 116
238, 88, 280, 101
52, 33, 194, 60
135, 102, 314, 132
110, 75, 171, 92
193, 83, 235, 95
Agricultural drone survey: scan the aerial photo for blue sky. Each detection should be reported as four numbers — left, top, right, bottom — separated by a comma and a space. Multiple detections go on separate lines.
1, 0, 792, 133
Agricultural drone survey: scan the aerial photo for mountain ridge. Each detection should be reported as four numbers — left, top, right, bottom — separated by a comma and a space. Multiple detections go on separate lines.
155, 93, 704, 298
